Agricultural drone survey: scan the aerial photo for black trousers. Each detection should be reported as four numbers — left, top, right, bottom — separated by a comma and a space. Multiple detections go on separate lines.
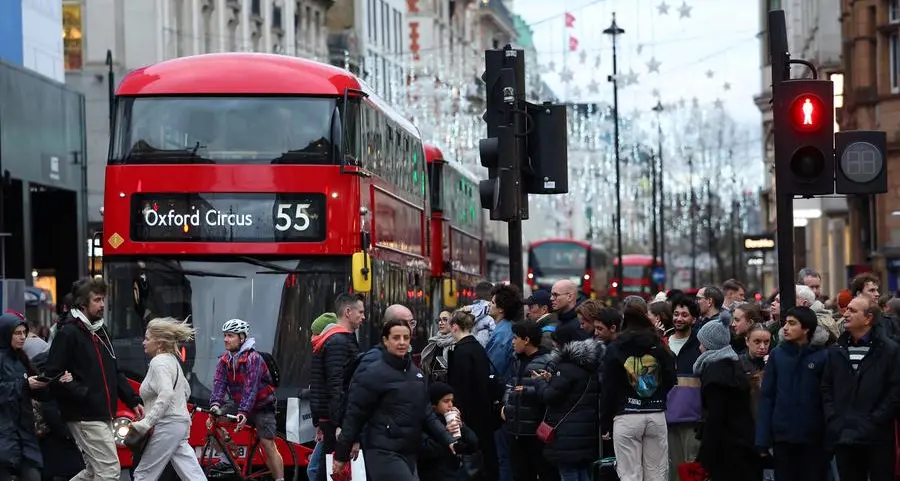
772, 442, 829, 481
834, 443, 895, 481
364, 449, 417, 481
0, 465, 40, 481
315, 421, 339, 481
508, 434, 559, 481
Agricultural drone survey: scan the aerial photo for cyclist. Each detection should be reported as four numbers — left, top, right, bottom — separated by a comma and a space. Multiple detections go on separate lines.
208, 319, 284, 481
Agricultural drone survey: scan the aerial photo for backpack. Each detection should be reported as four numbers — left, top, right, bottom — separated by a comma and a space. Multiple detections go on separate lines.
257, 351, 281, 388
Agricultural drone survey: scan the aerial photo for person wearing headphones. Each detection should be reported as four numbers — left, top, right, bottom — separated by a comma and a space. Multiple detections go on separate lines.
208, 319, 284, 481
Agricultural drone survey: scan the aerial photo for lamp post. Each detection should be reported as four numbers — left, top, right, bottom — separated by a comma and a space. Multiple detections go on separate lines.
604, 13, 625, 300
652, 101, 665, 270
689, 153, 697, 287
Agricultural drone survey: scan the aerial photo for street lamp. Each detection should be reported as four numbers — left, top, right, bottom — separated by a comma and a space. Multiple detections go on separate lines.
652, 100, 665, 271
604, 13, 625, 300
688, 152, 697, 287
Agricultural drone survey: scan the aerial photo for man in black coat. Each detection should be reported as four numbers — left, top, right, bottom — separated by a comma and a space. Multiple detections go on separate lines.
309, 293, 364, 481
822, 295, 900, 481
44, 278, 142, 481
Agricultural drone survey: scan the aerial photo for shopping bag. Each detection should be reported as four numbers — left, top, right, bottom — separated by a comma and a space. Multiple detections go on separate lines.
325, 451, 367, 481
676, 461, 708, 481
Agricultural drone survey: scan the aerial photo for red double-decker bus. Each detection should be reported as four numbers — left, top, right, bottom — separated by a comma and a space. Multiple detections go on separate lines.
103, 53, 433, 474
611, 254, 665, 299
425, 144, 485, 312
526, 238, 610, 300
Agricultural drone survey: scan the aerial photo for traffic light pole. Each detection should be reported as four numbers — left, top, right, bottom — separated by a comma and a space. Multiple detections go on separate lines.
508, 83, 526, 292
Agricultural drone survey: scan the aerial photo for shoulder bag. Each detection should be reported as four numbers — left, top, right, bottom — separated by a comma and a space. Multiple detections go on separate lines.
536, 376, 592, 444
124, 363, 180, 457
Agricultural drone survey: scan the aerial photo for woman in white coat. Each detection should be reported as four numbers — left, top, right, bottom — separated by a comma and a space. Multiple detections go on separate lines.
129, 317, 207, 481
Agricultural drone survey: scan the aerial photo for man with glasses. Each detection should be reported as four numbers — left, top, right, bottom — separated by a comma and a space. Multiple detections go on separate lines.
696, 286, 731, 329
350, 305, 416, 381
550, 279, 590, 344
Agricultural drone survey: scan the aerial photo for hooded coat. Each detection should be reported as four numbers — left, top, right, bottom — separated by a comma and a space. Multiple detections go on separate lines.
536, 339, 603, 466
0, 314, 43, 470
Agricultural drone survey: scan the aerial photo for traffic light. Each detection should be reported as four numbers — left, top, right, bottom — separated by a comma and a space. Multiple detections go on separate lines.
478, 125, 518, 220
835, 130, 887, 194
524, 102, 569, 195
773, 79, 835, 196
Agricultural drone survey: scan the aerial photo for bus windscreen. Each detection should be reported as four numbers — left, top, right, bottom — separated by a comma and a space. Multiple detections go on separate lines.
531, 242, 588, 273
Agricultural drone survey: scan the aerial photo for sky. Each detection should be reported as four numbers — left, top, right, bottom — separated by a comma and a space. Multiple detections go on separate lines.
513, 0, 763, 137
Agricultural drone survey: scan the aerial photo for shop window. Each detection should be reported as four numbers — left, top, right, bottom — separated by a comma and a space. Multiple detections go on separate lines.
63, 2, 83, 70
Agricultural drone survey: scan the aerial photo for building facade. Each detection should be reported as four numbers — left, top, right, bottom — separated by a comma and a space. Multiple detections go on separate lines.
756, 0, 848, 296
63, 0, 332, 232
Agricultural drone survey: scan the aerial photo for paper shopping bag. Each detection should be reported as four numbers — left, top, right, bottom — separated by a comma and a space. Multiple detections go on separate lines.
325, 451, 366, 481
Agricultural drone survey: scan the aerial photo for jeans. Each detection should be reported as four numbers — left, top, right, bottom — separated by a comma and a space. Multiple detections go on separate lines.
0, 464, 40, 481
494, 429, 511, 481
558, 465, 590, 481
306, 441, 322, 481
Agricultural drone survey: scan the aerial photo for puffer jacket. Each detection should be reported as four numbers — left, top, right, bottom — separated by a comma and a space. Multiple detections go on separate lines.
0, 314, 43, 469
309, 326, 359, 426
418, 416, 479, 481
755, 325, 829, 449
334, 349, 453, 461
536, 339, 603, 466
503, 347, 552, 436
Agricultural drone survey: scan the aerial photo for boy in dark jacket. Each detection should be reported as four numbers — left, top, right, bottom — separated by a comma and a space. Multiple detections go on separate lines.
503, 321, 558, 481
418, 382, 478, 481
756, 306, 829, 481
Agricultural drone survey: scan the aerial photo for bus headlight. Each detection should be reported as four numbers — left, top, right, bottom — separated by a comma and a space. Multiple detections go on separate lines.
113, 417, 132, 445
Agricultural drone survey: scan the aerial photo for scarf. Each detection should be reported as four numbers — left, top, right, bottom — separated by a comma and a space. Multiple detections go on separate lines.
71, 308, 104, 333
421, 332, 455, 369
693, 345, 738, 376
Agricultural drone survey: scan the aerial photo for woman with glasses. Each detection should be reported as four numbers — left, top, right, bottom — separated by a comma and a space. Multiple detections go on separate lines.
421, 311, 453, 382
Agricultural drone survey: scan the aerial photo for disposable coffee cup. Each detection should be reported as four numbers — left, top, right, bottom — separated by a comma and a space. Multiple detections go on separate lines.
444, 411, 462, 439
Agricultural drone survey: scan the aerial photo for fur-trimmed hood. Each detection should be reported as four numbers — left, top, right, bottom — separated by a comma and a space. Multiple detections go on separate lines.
777, 323, 830, 347
547, 338, 604, 371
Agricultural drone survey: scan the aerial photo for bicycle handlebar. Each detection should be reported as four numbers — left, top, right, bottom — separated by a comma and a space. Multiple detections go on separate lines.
192, 406, 240, 422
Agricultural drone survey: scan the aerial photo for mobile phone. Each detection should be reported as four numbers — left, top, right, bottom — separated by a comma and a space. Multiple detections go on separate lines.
36, 372, 63, 383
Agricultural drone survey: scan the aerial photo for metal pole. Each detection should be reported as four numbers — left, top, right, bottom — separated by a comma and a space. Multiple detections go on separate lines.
689, 155, 697, 287
731, 198, 739, 279
604, 14, 625, 300
105, 50, 114, 132
651, 147, 658, 271
654, 101, 665, 269
508, 221, 523, 291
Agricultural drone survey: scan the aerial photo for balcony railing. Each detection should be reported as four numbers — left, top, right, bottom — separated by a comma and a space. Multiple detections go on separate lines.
478, 0, 516, 35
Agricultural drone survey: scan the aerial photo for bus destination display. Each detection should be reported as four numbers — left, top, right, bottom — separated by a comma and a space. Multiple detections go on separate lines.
131, 193, 326, 242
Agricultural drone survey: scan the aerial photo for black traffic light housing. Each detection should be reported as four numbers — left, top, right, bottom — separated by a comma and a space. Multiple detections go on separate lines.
478, 126, 518, 221
773, 79, 835, 196
835, 130, 887, 194
524, 102, 569, 194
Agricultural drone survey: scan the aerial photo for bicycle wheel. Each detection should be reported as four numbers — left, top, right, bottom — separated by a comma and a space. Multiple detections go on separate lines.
244, 434, 299, 481
201, 435, 242, 480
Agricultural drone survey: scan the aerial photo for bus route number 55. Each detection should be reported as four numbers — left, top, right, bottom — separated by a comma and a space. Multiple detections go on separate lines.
275, 203, 312, 232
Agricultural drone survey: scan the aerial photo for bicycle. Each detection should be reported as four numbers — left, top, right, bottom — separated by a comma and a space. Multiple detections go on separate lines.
193, 406, 298, 481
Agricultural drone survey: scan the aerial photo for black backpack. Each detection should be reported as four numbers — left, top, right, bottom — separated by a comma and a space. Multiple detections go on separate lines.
257, 351, 281, 388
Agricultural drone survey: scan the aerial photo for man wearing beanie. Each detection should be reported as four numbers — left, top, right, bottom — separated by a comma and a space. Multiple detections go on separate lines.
418, 382, 478, 481
305, 312, 337, 481
692, 320, 760, 480
822, 295, 900, 480
755, 306, 829, 481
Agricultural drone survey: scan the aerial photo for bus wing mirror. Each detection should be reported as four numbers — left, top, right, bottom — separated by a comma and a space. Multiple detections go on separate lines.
331, 105, 345, 170
442, 278, 458, 308
351, 252, 372, 293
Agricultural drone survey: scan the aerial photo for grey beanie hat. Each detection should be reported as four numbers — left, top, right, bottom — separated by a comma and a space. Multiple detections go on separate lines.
697, 320, 731, 351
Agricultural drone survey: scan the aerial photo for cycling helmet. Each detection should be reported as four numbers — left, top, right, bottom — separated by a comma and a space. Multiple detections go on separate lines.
222, 318, 250, 335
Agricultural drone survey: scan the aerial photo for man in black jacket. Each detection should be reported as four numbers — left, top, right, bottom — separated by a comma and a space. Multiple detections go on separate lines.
309, 293, 364, 481
822, 295, 900, 481
44, 277, 142, 481
551, 280, 590, 343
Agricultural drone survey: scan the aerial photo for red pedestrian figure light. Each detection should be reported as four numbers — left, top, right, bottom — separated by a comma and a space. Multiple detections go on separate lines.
802, 98, 814, 125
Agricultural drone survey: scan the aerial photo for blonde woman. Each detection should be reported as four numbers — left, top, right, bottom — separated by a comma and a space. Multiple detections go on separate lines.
129, 317, 206, 481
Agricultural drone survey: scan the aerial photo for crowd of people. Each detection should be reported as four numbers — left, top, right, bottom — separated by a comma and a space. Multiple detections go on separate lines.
310, 268, 900, 481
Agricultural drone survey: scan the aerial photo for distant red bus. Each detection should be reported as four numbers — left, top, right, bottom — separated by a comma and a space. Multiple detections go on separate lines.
425, 144, 485, 310
103, 53, 434, 473
527, 239, 610, 299
611, 254, 665, 300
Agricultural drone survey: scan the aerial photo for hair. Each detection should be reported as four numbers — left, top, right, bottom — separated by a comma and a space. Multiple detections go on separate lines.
722, 279, 746, 294
576, 299, 604, 322
879, 295, 890, 309
700, 285, 724, 307
850, 272, 880, 298
670, 295, 701, 319
334, 293, 364, 316
146, 317, 196, 354
666, 289, 684, 301
887, 298, 900, 315
649, 301, 674, 330
490, 284, 524, 321
72, 277, 108, 309
475, 281, 494, 301
746, 322, 772, 339
511, 321, 543, 347
735, 302, 764, 325
58, 293, 73, 317
621, 306, 656, 333
795, 284, 816, 305
449, 309, 476, 332
595, 307, 624, 331
381, 317, 411, 339
622, 295, 648, 313
797, 267, 821, 282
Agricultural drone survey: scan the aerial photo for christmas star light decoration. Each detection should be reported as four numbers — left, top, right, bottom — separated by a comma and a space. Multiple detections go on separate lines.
658, 1, 670, 15
692, 97, 699, 108
626, 69, 639, 86
678, 1, 692, 18
571, 86, 582, 98
637, 44, 644, 55
723, 82, 732, 91
588, 79, 600, 93
594, 55, 601, 69
548, 61, 556, 72
652, 88, 660, 97
714, 98, 724, 109
706, 69, 714, 79
579, 50, 587, 64
559, 67, 574, 83
647, 57, 661, 74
